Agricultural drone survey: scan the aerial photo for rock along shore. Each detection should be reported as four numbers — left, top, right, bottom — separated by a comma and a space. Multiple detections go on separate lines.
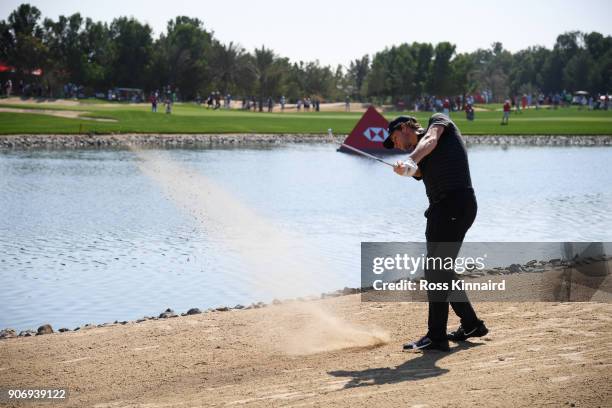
2, 255, 609, 340
1, 133, 611, 149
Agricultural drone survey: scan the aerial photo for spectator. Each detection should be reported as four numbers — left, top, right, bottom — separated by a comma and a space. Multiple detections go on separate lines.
345, 96, 350, 112
435, 97, 443, 112
501, 99, 511, 125
465, 103, 474, 121
280, 95, 286, 112
553, 93, 560, 109
4, 79, 12, 97
151, 92, 158, 112
582, 96, 588, 110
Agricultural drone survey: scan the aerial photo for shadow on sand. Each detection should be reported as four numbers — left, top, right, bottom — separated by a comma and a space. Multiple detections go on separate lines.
328, 341, 482, 389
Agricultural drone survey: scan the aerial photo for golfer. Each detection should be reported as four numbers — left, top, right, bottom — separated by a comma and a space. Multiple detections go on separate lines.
383, 113, 488, 351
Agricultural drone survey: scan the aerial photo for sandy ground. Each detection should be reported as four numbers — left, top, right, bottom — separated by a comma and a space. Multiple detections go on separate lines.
0, 97, 134, 109
0, 97, 571, 114
0, 107, 117, 122
1, 294, 611, 407
0, 97, 380, 113
0, 97, 84, 106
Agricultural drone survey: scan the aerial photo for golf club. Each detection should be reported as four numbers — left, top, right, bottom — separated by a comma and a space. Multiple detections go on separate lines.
328, 128, 395, 167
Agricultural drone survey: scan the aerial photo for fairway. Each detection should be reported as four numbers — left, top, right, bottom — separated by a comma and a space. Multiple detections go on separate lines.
0, 99, 611, 135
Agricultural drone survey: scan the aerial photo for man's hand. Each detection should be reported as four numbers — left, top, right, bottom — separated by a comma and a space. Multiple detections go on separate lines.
393, 161, 407, 176
393, 157, 418, 177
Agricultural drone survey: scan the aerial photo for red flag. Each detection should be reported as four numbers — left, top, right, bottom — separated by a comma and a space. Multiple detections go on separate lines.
338, 106, 401, 154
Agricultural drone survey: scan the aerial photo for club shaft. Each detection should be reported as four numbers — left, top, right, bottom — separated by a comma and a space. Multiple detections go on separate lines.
337, 142, 395, 167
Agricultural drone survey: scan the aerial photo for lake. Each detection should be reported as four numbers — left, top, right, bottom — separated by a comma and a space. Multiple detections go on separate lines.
1, 143, 611, 330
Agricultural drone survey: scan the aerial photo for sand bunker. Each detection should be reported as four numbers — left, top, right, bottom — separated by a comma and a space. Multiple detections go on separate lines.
0, 107, 117, 122
2, 297, 610, 407
1, 97, 83, 106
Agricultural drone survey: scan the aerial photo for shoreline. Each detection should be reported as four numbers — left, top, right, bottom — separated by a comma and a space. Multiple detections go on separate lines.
3, 256, 609, 339
1, 133, 612, 149
1, 256, 610, 406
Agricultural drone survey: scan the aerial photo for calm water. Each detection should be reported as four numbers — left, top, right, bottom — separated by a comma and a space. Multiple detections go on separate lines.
1, 144, 612, 330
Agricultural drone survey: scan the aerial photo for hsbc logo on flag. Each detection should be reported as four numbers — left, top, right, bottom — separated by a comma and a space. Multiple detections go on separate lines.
362, 127, 388, 142
338, 106, 397, 153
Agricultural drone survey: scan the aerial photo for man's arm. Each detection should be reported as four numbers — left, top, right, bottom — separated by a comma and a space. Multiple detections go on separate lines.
409, 124, 445, 164
392, 122, 446, 177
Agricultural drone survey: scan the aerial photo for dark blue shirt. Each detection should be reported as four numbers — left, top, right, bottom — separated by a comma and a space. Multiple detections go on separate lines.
416, 113, 472, 203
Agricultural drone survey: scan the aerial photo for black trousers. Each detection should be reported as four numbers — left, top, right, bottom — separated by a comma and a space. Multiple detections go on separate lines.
424, 188, 479, 341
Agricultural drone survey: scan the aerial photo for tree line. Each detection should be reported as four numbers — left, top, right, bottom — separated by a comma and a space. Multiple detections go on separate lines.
1, 3, 610, 103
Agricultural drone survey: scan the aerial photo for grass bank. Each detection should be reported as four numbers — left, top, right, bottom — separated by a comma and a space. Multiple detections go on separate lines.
0, 100, 611, 135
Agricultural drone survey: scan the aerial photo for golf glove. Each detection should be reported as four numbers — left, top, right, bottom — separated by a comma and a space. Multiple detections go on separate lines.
397, 157, 419, 177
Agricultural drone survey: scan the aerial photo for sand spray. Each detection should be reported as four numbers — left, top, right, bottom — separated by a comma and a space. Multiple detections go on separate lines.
132, 148, 389, 354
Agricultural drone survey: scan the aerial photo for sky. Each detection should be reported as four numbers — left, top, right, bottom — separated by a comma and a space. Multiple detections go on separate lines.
1, 0, 611, 68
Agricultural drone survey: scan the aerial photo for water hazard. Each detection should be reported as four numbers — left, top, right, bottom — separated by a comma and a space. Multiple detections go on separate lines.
1, 144, 611, 330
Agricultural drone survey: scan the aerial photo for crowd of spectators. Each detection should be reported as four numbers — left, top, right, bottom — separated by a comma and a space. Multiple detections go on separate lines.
1, 78, 609, 115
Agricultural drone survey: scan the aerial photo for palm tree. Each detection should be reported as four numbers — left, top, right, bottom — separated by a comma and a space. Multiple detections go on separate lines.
213, 41, 244, 94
